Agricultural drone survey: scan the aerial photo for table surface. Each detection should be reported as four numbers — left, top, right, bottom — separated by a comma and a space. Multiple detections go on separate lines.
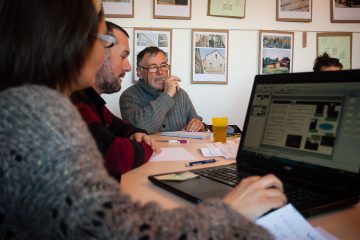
120, 133, 360, 240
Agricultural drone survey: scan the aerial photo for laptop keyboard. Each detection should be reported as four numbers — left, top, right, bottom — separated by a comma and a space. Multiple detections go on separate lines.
192, 165, 330, 206
193, 165, 251, 186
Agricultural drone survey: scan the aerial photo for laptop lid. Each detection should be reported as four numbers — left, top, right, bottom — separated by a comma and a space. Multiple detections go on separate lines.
237, 70, 360, 193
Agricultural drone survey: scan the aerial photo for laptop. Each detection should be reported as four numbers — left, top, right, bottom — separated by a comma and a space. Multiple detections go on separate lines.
149, 70, 360, 217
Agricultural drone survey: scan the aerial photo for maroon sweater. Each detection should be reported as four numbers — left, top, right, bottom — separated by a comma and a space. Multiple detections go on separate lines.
71, 88, 152, 180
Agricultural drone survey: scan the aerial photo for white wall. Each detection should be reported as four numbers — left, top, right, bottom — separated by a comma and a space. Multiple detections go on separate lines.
103, 0, 360, 129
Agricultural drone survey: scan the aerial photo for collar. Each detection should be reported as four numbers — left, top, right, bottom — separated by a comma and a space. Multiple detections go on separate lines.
84, 87, 106, 107
138, 79, 163, 97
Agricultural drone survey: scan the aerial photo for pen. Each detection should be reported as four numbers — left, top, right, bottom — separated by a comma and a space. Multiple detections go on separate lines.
168, 140, 189, 144
185, 159, 216, 167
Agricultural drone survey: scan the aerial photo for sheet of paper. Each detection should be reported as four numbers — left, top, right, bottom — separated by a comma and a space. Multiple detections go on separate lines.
150, 147, 196, 162
256, 204, 329, 240
160, 131, 211, 139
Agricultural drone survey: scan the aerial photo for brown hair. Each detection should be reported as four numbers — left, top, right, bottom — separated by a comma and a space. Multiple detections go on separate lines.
313, 52, 343, 71
0, 0, 103, 92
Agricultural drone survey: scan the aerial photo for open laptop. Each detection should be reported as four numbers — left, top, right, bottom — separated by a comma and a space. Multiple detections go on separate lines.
149, 70, 360, 217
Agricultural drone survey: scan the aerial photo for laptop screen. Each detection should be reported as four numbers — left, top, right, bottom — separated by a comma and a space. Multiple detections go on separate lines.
241, 75, 360, 174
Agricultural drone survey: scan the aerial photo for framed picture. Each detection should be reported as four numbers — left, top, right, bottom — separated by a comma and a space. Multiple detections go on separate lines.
317, 32, 352, 69
191, 29, 228, 84
133, 28, 172, 81
276, 0, 312, 22
331, 0, 360, 23
207, 0, 246, 19
153, 0, 191, 19
103, 0, 134, 18
259, 30, 294, 75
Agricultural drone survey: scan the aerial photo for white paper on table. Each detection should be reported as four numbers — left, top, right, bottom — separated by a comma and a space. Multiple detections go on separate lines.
150, 147, 196, 162
200, 140, 237, 159
256, 204, 330, 240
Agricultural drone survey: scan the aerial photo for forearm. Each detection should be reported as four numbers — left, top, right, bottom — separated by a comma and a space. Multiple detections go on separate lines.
104, 138, 153, 178
121, 93, 175, 133
72, 192, 273, 239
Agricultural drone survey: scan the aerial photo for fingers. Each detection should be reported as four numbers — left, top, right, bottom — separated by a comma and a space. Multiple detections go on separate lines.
223, 174, 287, 221
150, 140, 161, 154
186, 119, 205, 132
164, 77, 179, 97
252, 174, 284, 192
134, 133, 161, 154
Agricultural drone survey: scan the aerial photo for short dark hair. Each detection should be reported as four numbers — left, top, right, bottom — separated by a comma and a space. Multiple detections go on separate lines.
137, 46, 167, 67
313, 52, 343, 71
106, 21, 129, 38
0, 0, 102, 92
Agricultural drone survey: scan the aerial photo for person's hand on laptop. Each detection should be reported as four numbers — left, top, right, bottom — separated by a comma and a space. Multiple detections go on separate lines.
223, 174, 287, 221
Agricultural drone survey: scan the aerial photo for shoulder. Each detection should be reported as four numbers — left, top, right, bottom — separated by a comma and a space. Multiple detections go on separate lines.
121, 83, 143, 100
176, 88, 191, 100
1, 85, 76, 116
122, 83, 141, 94
0, 85, 90, 143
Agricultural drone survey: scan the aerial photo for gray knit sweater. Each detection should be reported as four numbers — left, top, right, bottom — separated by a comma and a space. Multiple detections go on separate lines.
120, 80, 202, 134
0, 85, 273, 239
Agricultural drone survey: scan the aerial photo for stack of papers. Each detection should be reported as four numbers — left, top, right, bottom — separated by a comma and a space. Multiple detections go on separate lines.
160, 131, 211, 139
200, 140, 237, 159
256, 204, 337, 240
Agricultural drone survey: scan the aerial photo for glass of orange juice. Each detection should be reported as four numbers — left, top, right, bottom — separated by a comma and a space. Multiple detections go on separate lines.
212, 117, 228, 143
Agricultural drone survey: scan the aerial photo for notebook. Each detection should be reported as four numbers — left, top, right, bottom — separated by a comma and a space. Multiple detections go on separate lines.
149, 70, 360, 217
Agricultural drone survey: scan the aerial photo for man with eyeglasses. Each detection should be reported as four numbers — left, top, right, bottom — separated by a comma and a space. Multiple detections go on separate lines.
120, 46, 205, 134
71, 22, 160, 181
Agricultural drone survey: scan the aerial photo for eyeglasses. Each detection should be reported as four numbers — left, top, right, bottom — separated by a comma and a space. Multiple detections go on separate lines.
139, 64, 170, 73
97, 33, 117, 48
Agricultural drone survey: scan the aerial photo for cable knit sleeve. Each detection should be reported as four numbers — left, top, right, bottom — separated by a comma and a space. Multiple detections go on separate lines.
0, 85, 273, 239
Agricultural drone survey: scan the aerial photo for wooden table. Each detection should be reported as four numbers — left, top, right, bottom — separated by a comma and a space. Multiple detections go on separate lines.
121, 133, 360, 240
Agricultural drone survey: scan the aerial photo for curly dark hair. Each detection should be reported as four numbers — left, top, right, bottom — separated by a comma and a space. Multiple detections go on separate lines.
313, 52, 343, 71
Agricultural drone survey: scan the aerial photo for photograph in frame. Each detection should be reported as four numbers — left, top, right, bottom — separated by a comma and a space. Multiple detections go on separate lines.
191, 29, 228, 84
331, 0, 360, 23
317, 32, 352, 70
133, 28, 172, 81
207, 0, 246, 19
259, 30, 294, 75
103, 0, 134, 18
153, 0, 191, 19
276, 0, 312, 22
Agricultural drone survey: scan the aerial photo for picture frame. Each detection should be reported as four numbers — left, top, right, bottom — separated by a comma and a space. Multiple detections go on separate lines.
133, 28, 172, 81
153, 0, 191, 20
331, 0, 360, 23
103, 0, 134, 18
191, 29, 229, 84
317, 32, 352, 70
276, 0, 312, 22
207, 0, 246, 19
259, 30, 294, 75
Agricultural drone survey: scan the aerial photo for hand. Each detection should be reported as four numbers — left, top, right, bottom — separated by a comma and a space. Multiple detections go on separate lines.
164, 75, 180, 97
131, 133, 161, 154
223, 174, 287, 221
183, 118, 205, 132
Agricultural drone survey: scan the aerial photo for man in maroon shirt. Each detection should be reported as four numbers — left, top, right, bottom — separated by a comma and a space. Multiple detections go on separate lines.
71, 21, 160, 180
